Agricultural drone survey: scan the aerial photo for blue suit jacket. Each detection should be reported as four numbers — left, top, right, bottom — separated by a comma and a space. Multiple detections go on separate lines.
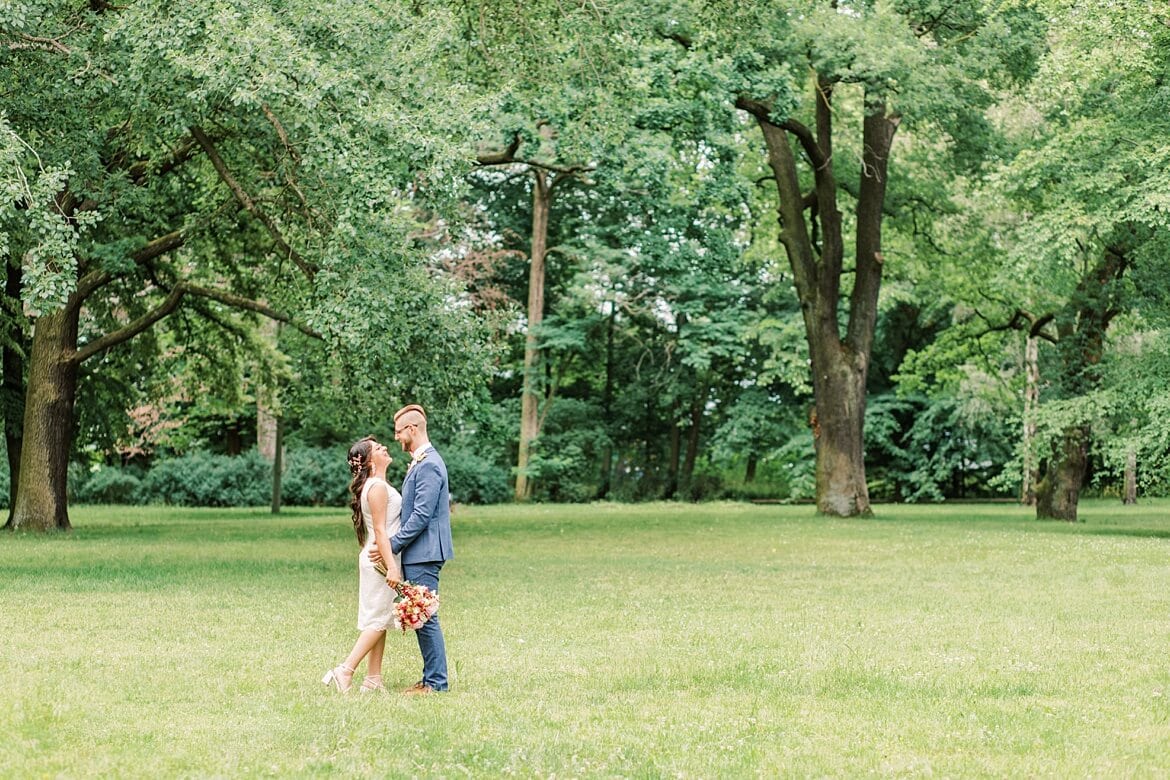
390, 446, 454, 564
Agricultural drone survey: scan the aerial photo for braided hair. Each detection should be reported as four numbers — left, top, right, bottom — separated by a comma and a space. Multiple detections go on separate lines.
347, 436, 376, 547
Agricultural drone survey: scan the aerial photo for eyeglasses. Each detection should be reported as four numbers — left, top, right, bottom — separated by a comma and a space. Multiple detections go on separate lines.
394, 423, 417, 435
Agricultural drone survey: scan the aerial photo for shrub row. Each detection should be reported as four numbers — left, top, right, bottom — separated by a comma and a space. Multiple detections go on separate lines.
68, 446, 511, 507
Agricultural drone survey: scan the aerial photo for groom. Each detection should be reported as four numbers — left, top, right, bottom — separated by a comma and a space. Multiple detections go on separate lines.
388, 403, 453, 694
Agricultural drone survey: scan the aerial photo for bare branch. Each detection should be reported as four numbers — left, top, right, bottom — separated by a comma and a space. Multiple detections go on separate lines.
4, 32, 72, 55
970, 306, 1058, 345
262, 104, 301, 164
70, 285, 187, 364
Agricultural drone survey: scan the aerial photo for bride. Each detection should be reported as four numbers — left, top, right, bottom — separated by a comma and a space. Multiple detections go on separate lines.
322, 436, 403, 692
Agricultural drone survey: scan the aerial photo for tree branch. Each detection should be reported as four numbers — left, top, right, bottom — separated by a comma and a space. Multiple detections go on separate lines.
70, 285, 187, 364
971, 306, 1058, 344
3, 31, 73, 55
69, 281, 319, 364
126, 137, 200, 186
189, 125, 318, 280
475, 133, 523, 166
72, 230, 185, 306
182, 284, 319, 339
735, 96, 826, 170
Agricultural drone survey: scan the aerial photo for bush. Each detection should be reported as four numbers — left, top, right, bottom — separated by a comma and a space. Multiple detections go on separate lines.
281, 447, 349, 506
75, 467, 144, 505
141, 449, 272, 507
442, 447, 511, 505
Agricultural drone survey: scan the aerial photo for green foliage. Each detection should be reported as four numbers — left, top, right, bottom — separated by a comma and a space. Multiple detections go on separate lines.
525, 398, 609, 503
140, 450, 272, 507
279, 447, 349, 507
73, 466, 145, 506
867, 392, 1017, 502
442, 448, 511, 506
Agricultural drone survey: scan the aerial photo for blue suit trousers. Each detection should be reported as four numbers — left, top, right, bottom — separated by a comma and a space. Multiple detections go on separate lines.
403, 560, 448, 691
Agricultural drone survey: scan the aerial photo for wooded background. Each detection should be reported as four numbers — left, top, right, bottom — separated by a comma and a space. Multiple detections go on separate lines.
3, 0, 1168, 530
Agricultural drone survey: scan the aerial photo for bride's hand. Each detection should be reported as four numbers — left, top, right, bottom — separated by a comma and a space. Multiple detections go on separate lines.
369, 547, 384, 566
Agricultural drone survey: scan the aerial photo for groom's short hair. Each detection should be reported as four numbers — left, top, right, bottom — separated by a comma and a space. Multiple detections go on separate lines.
394, 404, 426, 423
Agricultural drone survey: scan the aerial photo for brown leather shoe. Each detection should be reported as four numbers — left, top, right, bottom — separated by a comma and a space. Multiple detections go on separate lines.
402, 682, 434, 695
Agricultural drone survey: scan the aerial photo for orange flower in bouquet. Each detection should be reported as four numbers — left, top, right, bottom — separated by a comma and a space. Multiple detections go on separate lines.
392, 581, 439, 632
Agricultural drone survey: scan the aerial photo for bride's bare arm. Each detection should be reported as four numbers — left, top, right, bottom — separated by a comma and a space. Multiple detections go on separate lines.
367, 483, 401, 582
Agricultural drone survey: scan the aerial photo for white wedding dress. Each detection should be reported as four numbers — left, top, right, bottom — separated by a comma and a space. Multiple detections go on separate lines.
356, 476, 402, 631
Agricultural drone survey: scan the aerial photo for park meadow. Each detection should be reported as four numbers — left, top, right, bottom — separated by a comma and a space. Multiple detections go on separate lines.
3, 499, 1170, 777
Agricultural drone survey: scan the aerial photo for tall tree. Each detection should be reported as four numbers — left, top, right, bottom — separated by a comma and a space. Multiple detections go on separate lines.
1, 1, 493, 531
639, 0, 1044, 515
475, 128, 593, 500
975, 0, 1168, 520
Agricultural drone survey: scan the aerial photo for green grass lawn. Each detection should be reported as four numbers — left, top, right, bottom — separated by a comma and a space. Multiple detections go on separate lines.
3, 499, 1170, 777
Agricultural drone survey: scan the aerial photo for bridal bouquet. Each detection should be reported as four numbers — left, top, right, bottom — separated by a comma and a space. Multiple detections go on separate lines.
392, 581, 440, 632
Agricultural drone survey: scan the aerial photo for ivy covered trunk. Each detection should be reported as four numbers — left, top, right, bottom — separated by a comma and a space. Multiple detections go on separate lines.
1035, 426, 1089, 522
1034, 247, 1128, 522
9, 306, 81, 532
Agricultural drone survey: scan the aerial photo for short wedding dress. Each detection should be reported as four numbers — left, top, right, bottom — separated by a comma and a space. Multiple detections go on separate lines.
357, 476, 402, 631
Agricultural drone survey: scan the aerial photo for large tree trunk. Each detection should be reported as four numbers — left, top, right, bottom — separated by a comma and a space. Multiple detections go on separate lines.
1035, 426, 1088, 522
514, 170, 551, 501
809, 344, 871, 515
739, 86, 897, 517
9, 307, 81, 532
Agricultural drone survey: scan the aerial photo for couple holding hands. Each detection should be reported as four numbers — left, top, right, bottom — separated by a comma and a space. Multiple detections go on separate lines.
322, 404, 453, 695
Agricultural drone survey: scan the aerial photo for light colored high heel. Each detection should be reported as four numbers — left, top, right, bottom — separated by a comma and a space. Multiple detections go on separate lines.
321, 664, 355, 692
359, 675, 384, 693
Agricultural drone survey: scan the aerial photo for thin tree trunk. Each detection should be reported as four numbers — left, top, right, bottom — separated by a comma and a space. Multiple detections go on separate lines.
745, 454, 757, 484
1021, 334, 1039, 505
257, 317, 280, 461
3, 259, 24, 527
10, 307, 81, 532
514, 170, 551, 501
597, 301, 616, 500
665, 400, 681, 500
680, 378, 706, 499
271, 415, 283, 514
1123, 449, 1137, 505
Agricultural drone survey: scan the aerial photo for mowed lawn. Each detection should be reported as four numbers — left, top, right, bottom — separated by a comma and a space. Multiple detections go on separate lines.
3, 499, 1170, 777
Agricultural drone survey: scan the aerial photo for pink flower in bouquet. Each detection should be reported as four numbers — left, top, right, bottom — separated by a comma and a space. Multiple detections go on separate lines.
392, 581, 440, 632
